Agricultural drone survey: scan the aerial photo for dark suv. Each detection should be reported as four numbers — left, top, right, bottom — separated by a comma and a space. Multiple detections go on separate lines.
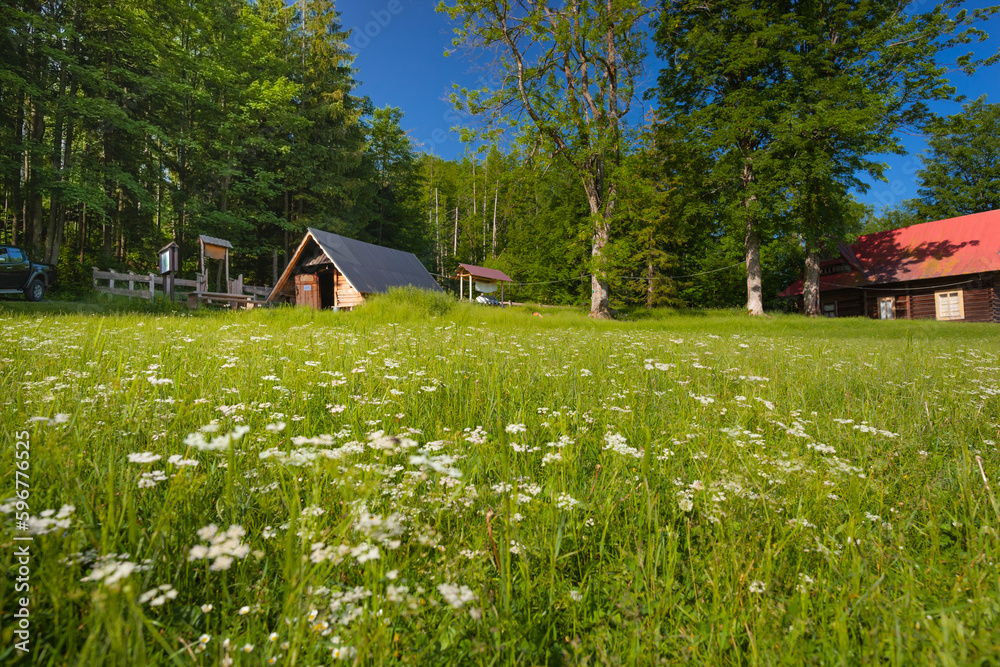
0, 245, 56, 301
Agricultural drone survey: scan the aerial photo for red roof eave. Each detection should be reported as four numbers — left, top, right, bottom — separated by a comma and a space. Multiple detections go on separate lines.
455, 263, 513, 282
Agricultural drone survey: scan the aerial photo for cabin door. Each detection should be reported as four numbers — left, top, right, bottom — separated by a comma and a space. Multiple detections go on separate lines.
878, 297, 895, 320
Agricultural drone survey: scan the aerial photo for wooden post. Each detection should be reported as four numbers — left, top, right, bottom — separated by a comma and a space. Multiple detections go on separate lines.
501, 281, 504, 306
109, 275, 115, 291
333, 270, 339, 309
459, 272, 463, 301
149, 273, 155, 303
200, 239, 205, 281
225, 250, 230, 292
128, 273, 134, 292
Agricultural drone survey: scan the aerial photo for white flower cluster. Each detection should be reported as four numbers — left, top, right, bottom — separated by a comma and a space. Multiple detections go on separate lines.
138, 584, 178, 606
555, 493, 579, 511
409, 452, 462, 478
29, 413, 71, 426
852, 422, 899, 438
541, 452, 563, 466
167, 454, 199, 467
18, 504, 76, 535
80, 553, 152, 588
138, 470, 168, 488
688, 393, 716, 406
463, 426, 488, 444
128, 452, 161, 464
603, 433, 642, 459
355, 510, 406, 549
188, 524, 250, 571
183, 425, 250, 452
505, 423, 527, 434
437, 582, 477, 609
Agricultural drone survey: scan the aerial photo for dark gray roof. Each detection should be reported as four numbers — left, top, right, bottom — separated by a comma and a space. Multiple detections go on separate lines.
199, 234, 233, 249
309, 228, 442, 294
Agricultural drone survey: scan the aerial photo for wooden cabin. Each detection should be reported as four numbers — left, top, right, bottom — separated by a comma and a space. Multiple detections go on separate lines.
778, 210, 1000, 322
454, 263, 513, 303
266, 228, 442, 310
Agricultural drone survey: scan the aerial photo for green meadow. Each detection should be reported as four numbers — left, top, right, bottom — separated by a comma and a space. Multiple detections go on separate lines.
2, 291, 999, 665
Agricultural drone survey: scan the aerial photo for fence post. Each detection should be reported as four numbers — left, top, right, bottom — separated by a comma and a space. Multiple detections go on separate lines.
92, 267, 99, 290
128, 273, 134, 292
109, 273, 115, 291
150, 274, 155, 303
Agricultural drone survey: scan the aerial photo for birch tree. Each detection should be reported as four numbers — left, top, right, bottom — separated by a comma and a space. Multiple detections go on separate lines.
439, 0, 650, 318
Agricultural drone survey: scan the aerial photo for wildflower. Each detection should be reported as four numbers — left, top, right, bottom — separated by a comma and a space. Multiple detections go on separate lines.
201, 604, 213, 613
437, 583, 477, 609
198, 634, 211, 645
189, 524, 250, 571
183, 425, 250, 452
138, 584, 178, 606
238, 606, 250, 615
138, 470, 168, 488
541, 452, 563, 466
268, 632, 279, 642
603, 433, 642, 459
749, 580, 766, 594
167, 455, 199, 467
242, 644, 254, 653
569, 590, 584, 602
265, 422, 286, 433
555, 493, 579, 511
127, 452, 161, 464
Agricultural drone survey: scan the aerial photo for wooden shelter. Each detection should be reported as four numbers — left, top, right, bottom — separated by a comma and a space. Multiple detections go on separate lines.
454, 263, 513, 304
266, 228, 442, 310
778, 210, 1000, 322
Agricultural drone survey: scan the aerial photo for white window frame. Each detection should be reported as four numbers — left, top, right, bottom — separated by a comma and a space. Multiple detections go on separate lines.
821, 302, 837, 318
878, 297, 895, 320
934, 290, 965, 321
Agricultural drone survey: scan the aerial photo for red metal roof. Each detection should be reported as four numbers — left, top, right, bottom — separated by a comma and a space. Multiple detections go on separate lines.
778, 209, 1000, 297
455, 263, 513, 282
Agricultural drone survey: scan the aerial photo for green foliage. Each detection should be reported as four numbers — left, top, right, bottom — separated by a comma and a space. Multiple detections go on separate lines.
654, 0, 1000, 313
914, 97, 1000, 219
4, 309, 1000, 663
361, 286, 456, 319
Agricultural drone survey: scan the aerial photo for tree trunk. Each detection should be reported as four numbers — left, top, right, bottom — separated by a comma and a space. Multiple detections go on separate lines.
28, 97, 45, 257
10, 92, 25, 246
742, 161, 764, 316
803, 245, 821, 316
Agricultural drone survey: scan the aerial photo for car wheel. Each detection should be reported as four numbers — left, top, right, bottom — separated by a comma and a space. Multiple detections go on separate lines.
24, 280, 45, 302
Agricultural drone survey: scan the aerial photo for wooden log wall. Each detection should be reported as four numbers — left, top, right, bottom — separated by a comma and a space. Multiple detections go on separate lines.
334, 272, 365, 310
816, 273, 999, 322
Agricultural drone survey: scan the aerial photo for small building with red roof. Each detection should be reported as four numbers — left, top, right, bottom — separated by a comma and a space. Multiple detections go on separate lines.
778, 210, 1000, 322
453, 263, 513, 304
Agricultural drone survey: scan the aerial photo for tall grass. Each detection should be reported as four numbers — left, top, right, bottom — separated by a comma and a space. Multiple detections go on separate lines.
1, 303, 999, 665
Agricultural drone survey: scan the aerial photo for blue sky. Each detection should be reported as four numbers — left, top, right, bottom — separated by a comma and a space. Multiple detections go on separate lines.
337, 1, 999, 214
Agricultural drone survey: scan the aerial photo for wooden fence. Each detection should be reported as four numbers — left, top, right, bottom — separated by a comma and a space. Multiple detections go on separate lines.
92, 268, 270, 302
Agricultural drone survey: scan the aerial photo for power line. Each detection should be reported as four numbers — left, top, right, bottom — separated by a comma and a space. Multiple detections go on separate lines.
434, 261, 744, 288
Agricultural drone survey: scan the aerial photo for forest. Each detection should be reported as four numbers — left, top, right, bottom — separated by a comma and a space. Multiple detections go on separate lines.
1, 0, 998, 313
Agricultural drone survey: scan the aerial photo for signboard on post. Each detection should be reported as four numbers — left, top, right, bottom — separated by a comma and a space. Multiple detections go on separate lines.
158, 241, 180, 302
